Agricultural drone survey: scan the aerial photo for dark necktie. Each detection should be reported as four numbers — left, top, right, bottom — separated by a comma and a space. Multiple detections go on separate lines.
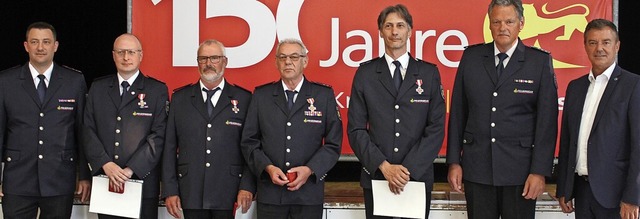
392, 61, 403, 90
496, 53, 508, 77
285, 90, 297, 110
121, 81, 130, 99
203, 87, 220, 117
37, 75, 47, 103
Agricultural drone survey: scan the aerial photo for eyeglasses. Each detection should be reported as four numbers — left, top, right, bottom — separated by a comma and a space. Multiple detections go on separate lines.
276, 54, 306, 62
197, 55, 226, 64
113, 49, 142, 56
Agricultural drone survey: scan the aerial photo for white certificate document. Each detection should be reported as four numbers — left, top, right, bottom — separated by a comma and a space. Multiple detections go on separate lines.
234, 200, 257, 219
89, 175, 144, 218
371, 180, 426, 219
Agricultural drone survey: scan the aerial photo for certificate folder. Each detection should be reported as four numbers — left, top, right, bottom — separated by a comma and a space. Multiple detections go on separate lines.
89, 175, 144, 218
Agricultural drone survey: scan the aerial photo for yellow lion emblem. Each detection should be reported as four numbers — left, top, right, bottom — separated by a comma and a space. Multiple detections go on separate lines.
483, 3, 590, 68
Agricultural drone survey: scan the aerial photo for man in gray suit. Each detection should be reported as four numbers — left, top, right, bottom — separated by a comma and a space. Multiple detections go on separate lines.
556, 19, 640, 219
83, 33, 168, 219
162, 39, 255, 219
447, 0, 558, 218
0, 21, 91, 219
347, 4, 445, 219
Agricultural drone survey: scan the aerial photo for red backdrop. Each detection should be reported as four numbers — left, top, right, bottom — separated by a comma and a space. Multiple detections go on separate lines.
132, 0, 612, 156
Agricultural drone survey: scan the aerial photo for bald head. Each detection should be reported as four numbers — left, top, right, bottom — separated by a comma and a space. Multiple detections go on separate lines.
112, 33, 144, 77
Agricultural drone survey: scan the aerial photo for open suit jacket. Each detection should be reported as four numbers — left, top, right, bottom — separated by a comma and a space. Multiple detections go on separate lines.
83, 72, 168, 198
0, 63, 91, 196
162, 81, 256, 210
241, 78, 342, 206
447, 40, 558, 186
556, 65, 640, 208
347, 55, 445, 189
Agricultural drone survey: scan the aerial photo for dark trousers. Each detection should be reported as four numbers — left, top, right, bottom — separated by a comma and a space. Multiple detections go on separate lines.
2, 194, 74, 219
257, 202, 322, 219
574, 175, 621, 219
464, 180, 535, 219
98, 197, 159, 219
363, 185, 432, 219
183, 209, 233, 219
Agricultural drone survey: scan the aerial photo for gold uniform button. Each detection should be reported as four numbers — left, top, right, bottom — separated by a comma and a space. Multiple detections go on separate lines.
115, 129, 120, 134
38, 155, 43, 159
115, 155, 119, 160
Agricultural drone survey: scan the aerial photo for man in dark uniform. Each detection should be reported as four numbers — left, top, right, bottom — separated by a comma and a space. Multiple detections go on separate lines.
347, 4, 445, 219
0, 21, 92, 219
241, 38, 342, 219
162, 39, 255, 219
556, 19, 640, 219
83, 33, 168, 219
447, 0, 558, 218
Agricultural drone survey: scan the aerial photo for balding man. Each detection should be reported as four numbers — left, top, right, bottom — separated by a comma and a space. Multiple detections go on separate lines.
83, 33, 168, 219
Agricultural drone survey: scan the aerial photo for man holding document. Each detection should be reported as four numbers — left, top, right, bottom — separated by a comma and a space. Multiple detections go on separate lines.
83, 33, 168, 219
347, 4, 445, 218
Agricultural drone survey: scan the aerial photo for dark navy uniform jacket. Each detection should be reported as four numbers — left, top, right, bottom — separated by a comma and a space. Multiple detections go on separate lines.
348, 55, 445, 188
83, 72, 168, 198
0, 63, 91, 197
241, 79, 342, 206
162, 81, 256, 210
447, 40, 558, 186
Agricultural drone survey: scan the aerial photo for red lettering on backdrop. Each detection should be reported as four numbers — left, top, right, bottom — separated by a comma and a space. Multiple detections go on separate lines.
133, 0, 612, 156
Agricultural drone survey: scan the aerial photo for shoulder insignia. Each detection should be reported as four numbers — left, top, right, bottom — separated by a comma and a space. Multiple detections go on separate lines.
529, 46, 550, 54
256, 81, 278, 89
231, 83, 252, 94
144, 75, 167, 84
359, 57, 381, 66
414, 58, 437, 67
464, 42, 486, 49
61, 65, 83, 74
172, 83, 193, 93
93, 74, 114, 82
310, 81, 332, 88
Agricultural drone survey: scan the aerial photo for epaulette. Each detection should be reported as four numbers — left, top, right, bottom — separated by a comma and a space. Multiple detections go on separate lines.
359, 57, 381, 66
61, 65, 83, 74
172, 83, 193, 93
529, 46, 550, 54
414, 58, 437, 67
256, 81, 278, 89
310, 81, 332, 88
93, 74, 113, 82
231, 84, 252, 93
144, 75, 167, 84
464, 42, 486, 49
